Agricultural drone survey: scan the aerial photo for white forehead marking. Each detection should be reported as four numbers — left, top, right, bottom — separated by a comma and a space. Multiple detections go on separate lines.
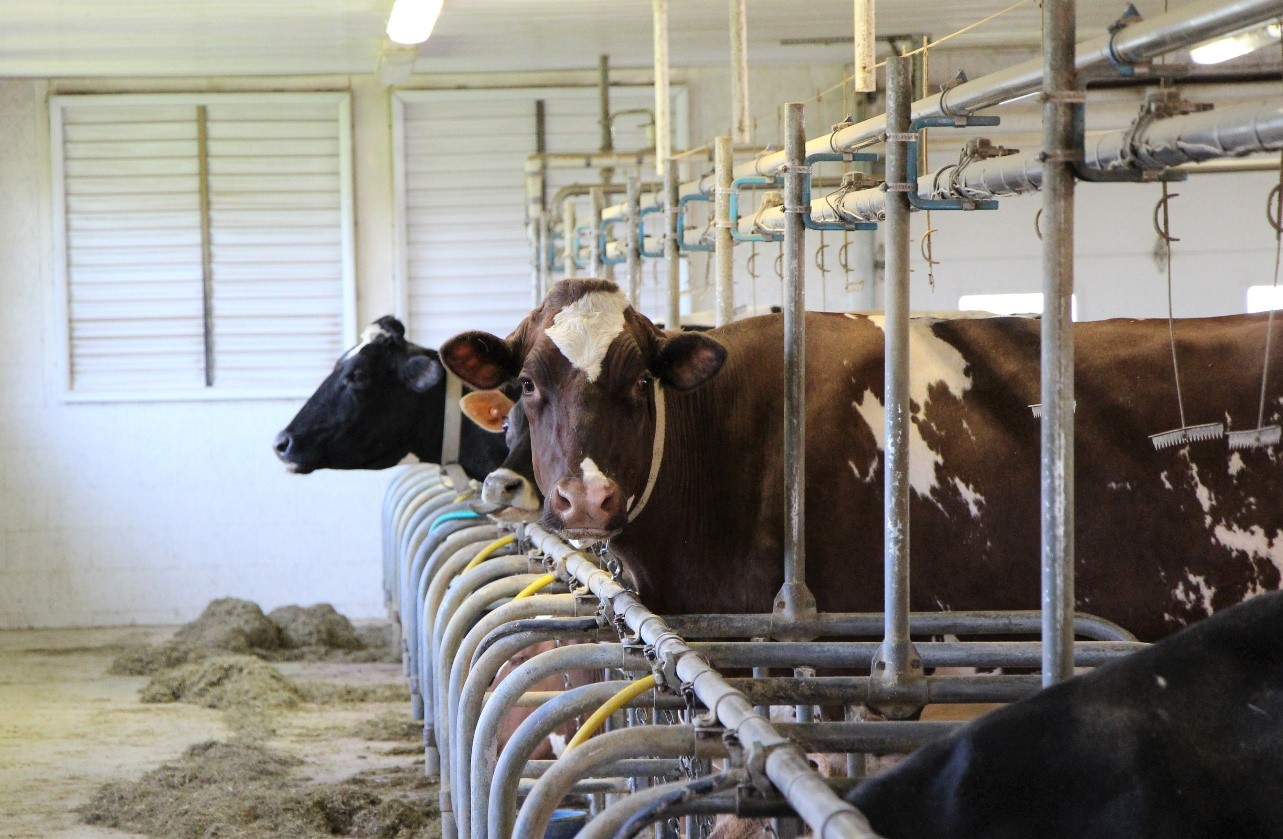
545, 290, 629, 382
342, 323, 392, 360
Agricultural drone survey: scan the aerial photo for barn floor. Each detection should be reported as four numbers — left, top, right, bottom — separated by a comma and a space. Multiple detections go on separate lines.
0, 625, 430, 839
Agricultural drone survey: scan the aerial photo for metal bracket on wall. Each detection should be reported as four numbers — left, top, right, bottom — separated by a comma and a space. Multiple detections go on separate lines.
675, 191, 716, 252
728, 175, 784, 243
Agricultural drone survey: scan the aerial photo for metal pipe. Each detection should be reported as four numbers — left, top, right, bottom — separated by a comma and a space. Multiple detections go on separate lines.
561, 198, 576, 278
662, 609, 1138, 642
526, 525, 879, 839
490, 681, 689, 839
437, 593, 577, 836
533, 210, 547, 304
513, 726, 730, 839
469, 646, 651, 836
603, 0, 1283, 217
599, 55, 614, 173
466, 641, 646, 839
714, 135, 734, 326
626, 177, 643, 306
1041, 0, 1077, 688
853, 0, 876, 93
730, 0, 751, 144
589, 186, 606, 276
751, 97, 1283, 228
776, 103, 818, 631
579, 772, 741, 839
724, 673, 1042, 705
521, 759, 688, 779
685, 640, 1142, 670
652, 0, 671, 176
876, 55, 923, 718
664, 157, 681, 327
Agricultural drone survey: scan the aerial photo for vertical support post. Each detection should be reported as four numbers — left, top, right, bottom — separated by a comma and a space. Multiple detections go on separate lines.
562, 198, 577, 280
599, 55, 614, 180
663, 158, 681, 329
652, 0, 671, 177
873, 55, 924, 717
1040, 0, 1077, 687
772, 103, 818, 632
729, 0, 751, 144
853, 0, 876, 93
195, 105, 215, 387
626, 177, 643, 308
589, 186, 605, 278
532, 209, 547, 305
714, 135, 734, 326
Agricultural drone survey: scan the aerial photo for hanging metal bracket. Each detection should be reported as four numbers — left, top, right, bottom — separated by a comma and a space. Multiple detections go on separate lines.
903, 115, 1003, 210
801, 151, 880, 231
729, 175, 784, 242
636, 204, 665, 258
675, 190, 716, 252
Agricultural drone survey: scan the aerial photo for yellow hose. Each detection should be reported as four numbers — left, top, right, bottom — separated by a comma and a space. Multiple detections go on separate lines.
512, 573, 557, 600
453, 491, 474, 502
460, 534, 516, 574
563, 675, 660, 753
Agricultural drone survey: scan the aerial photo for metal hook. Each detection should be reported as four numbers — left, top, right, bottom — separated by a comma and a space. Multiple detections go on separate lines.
919, 227, 940, 265
774, 248, 783, 282
1033, 208, 1043, 241
815, 231, 830, 275
1268, 182, 1283, 236
747, 243, 760, 280
838, 236, 853, 272
1153, 184, 1181, 244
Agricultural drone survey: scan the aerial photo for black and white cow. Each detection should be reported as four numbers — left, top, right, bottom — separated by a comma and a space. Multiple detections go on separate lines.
274, 316, 509, 481
848, 589, 1283, 839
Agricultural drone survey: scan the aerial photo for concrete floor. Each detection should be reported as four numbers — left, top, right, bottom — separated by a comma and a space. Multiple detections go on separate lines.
0, 626, 416, 839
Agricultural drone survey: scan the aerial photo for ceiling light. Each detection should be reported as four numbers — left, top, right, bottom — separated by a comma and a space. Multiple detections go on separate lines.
386, 0, 444, 45
1189, 21, 1281, 65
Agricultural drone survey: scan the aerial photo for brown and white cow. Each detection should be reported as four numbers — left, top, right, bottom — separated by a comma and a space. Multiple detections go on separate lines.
440, 279, 1283, 641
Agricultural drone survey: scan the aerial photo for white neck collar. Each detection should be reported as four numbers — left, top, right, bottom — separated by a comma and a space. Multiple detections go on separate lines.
626, 381, 665, 524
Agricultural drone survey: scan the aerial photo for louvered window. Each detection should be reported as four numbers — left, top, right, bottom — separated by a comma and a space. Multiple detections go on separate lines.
50, 93, 355, 400
393, 86, 687, 349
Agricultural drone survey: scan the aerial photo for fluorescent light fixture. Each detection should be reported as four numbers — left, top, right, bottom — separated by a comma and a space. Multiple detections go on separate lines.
959, 292, 1079, 320
1247, 285, 1283, 313
387, 0, 444, 45
1190, 21, 1281, 65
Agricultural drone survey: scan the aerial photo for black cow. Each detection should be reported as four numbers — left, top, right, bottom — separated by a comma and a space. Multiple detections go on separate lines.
274, 316, 509, 481
848, 590, 1283, 839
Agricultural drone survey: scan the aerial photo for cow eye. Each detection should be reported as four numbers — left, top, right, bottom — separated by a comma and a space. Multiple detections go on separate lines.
633, 374, 653, 399
501, 418, 510, 433
519, 377, 536, 396
345, 368, 371, 389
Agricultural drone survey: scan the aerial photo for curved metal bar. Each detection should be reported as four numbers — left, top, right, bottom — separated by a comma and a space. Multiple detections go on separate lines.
420, 553, 525, 775
490, 681, 686, 839
579, 771, 741, 839
382, 467, 442, 604
512, 726, 728, 839
471, 617, 603, 668
464, 642, 646, 839
437, 593, 578, 837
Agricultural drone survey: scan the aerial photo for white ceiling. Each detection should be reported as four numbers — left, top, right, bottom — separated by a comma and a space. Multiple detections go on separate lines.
0, 0, 1214, 79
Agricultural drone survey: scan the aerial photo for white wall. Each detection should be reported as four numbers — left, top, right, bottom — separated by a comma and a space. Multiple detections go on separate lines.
0, 78, 392, 628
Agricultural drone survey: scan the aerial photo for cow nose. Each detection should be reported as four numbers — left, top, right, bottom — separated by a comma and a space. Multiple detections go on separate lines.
483, 468, 527, 504
273, 431, 293, 458
551, 477, 622, 530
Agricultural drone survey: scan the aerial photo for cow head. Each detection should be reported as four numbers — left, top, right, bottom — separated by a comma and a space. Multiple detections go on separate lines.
441, 279, 727, 543
460, 389, 542, 522
274, 316, 447, 473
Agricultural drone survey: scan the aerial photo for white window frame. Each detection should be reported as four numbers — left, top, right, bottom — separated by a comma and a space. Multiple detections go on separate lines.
50, 92, 357, 403
390, 85, 690, 333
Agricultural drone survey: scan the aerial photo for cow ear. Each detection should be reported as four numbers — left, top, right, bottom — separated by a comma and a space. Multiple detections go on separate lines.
654, 332, 727, 391
459, 390, 514, 433
401, 354, 444, 393
441, 331, 520, 390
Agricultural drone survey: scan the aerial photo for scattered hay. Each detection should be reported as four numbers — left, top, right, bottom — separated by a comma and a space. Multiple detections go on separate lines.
350, 712, 423, 743
111, 599, 400, 676
141, 656, 303, 710
298, 682, 410, 706
81, 741, 437, 839
270, 605, 363, 651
